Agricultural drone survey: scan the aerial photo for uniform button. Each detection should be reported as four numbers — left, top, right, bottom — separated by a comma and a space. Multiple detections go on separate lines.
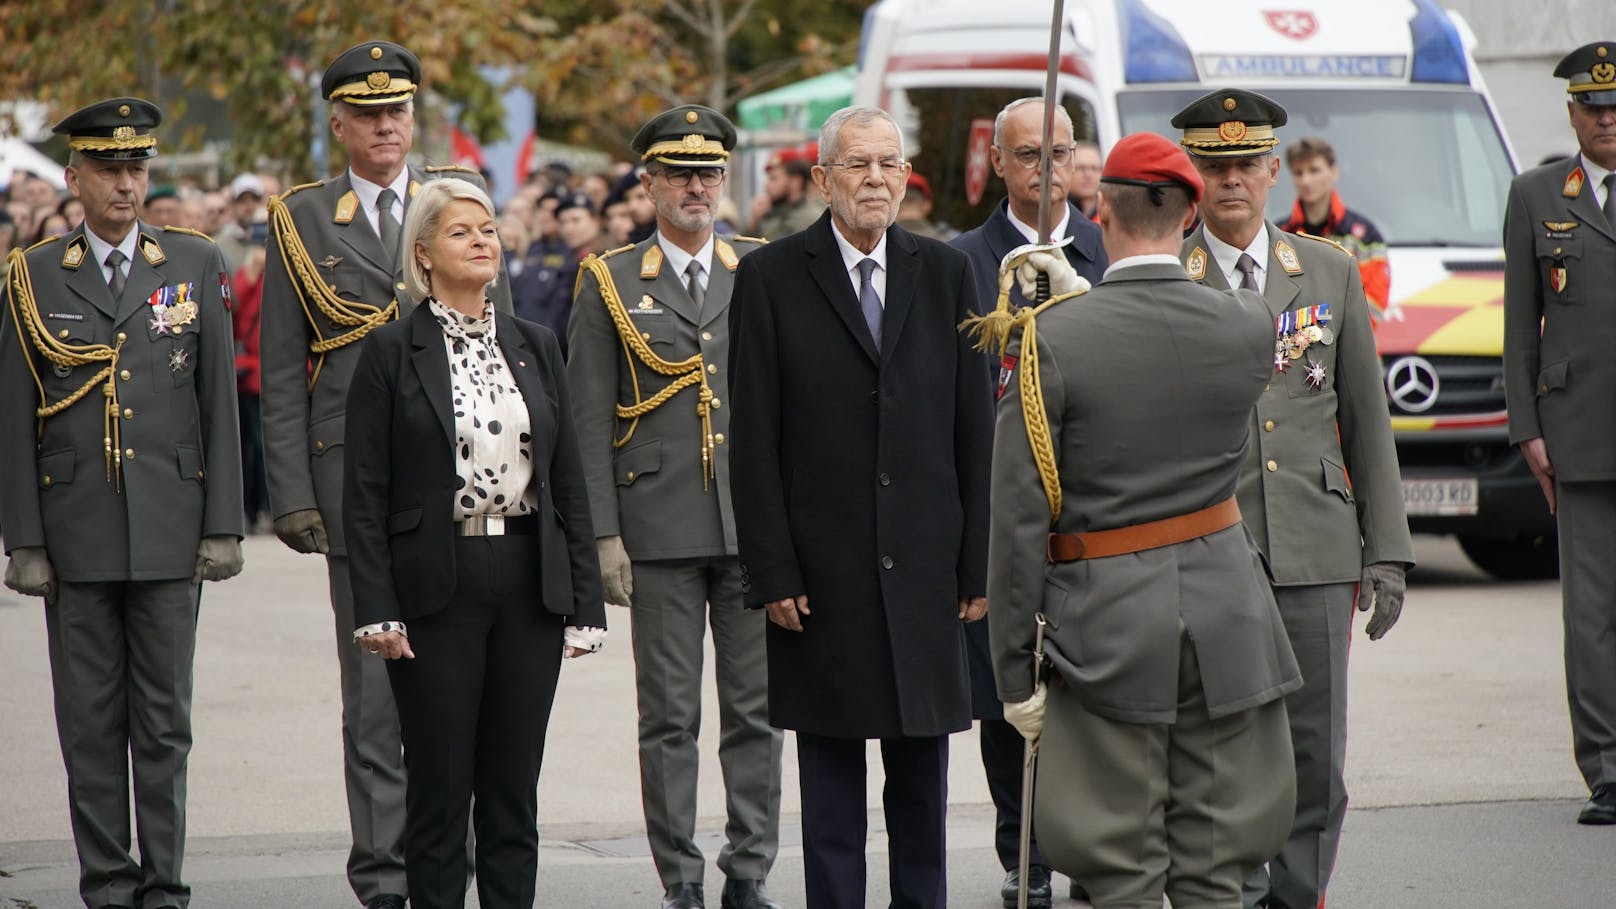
702, 331, 713, 341
707, 363, 718, 374
197, 470, 205, 479
396, 282, 408, 291
879, 472, 891, 486
1266, 459, 1278, 472
714, 433, 726, 445
1264, 420, 1275, 432
1554, 247, 1563, 256
642, 332, 652, 340
41, 475, 52, 488
1540, 384, 1549, 394
120, 369, 131, 381
710, 398, 721, 409
117, 332, 127, 343
881, 555, 895, 570
626, 470, 636, 482
123, 408, 134, 420
58, 329, 69, 339
869, 390, 879, 404
314, 440, 325, 451
125, 448, 136, 460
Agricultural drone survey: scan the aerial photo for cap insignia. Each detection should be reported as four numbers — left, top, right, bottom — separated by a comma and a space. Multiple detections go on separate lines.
1275, 240, 1302, 274
367, 71, 391, 90
1593, 62, 1615, 84
685, 110, 699, 123
118, 104, 131, 117
370, 46, 384, 60
1186, 246, 1207, 281
113, 126, 135, 141
682, 133, 706, 150
1564, 167, 1585, 198
1219, 121, 1248, 141
1222, 97, 1237, 111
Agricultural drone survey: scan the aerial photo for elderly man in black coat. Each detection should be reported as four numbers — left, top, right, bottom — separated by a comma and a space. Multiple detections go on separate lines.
728, 105, 994, 909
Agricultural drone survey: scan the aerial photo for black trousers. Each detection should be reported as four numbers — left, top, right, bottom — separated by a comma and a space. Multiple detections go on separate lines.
386, 534, 564, 909
237, 392, 268, 522
796, 732, 949, 909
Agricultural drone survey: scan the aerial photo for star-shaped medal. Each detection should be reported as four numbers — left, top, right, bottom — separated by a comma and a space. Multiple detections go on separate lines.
1305, 358, 1327, 389
169, 347, 190, 373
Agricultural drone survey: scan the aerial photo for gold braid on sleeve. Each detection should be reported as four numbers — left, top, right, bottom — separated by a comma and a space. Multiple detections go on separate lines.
267, 194, 398, 391
5, 248, 128, 490
580, 254, 717, 490
958, 258, 1085, 525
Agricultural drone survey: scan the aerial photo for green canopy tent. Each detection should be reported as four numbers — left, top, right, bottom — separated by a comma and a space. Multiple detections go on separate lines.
736, 66, 857, 132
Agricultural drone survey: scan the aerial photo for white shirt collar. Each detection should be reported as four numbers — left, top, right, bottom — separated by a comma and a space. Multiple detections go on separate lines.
1005, 203, 1071, 246
830, 219, 889, 300
656, 232, 716, 288
1580, 154, 1614, 204
1202, 222, 1270, 293
83, 224, 141, 279
1102, 253, 1184, 281
348, 168, 410, 229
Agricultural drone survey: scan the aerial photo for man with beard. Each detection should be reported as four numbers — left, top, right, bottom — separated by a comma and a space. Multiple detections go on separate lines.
567, 105, 782, 909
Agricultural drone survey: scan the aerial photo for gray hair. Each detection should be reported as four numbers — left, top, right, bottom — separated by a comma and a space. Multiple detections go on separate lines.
992, 97, 1076, 148
400, 177, 496, 300
817, 106, 905, 163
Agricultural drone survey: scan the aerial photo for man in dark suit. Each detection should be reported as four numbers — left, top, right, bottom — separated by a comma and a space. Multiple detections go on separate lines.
1174, 89, 1413, 909
0, 97, 244, 909
258, 40, 510, 909
728, 105, 994, 909
567, 106, 782, 909
1503, 41, 1616, 827
950, 96, 1106, 909
988, 130, 1299, 909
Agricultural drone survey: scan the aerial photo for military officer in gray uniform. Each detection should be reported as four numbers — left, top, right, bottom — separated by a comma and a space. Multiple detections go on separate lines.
1173, 89, 1414, 909
986, 130, 1299, 909
259, 41, 510, 909
567, 105, 782, 909
1503, 41, 1616, 827
0, 97, 243, 909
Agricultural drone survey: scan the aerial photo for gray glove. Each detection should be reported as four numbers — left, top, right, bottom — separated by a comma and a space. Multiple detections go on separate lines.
195, 535, 244, 582
1003, 681, 1047, 747
273, 508, 328, 554
1355, 561, 1406, 640
4, 547, 56, 599
597, 535, 634, 606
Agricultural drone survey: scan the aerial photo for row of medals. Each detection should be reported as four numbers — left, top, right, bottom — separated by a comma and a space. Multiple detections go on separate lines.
1275, 323, 1332, 388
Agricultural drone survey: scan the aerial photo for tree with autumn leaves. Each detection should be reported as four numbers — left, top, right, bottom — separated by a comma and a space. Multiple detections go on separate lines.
0, 0, 867, 178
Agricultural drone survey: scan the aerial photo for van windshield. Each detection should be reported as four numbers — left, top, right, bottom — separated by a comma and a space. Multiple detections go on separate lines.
1117, 88, 1514, 247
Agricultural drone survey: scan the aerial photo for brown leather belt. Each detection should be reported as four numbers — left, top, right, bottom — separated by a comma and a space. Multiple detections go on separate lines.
1047, 497, 1241, 563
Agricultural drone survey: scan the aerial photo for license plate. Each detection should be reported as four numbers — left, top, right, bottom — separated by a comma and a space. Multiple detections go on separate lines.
1402, 478, 1479, 516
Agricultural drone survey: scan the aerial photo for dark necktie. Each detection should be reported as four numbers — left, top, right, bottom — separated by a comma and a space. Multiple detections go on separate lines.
1604, 174, 1616, 231
684, 259, 706, 312
376, 188, 401, 267
1235, 252, 1261, 292
857, 258, 883, 349
105, 249, 127, 300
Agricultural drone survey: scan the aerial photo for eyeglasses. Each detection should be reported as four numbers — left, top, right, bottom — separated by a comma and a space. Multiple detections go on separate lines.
822, 157, 908, 178
657, 167, 725, 187
1001, 144, 1078, 169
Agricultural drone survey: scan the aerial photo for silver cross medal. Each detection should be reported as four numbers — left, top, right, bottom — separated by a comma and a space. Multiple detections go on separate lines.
169, 347, 189, 373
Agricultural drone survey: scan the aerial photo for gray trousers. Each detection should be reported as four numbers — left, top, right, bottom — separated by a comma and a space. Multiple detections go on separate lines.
1244, 582, 1354, 909
328, 554, 409, 901
1556, 480, 1616, 790
45, 578, 199, 909
629, 556, 783, 886
1036, 627, 1295, 909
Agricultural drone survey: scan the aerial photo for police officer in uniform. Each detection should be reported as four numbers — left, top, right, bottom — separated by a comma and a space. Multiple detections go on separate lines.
1174, 89, 1414, 909
566, 106, 782, 909
985, 129, 1300, 909
0, 97, 244, 909
259, 41, 510, 909
1503, 41, 1616, 826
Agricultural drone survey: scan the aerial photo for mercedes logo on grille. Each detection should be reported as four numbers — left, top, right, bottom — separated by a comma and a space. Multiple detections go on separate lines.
1386, 356, 1440, 413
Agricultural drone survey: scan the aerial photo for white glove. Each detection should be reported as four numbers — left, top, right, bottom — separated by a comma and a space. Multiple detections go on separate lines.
597, 535, 634, 606
1003, 681, 1047, 746
1015, 250, 1089, 300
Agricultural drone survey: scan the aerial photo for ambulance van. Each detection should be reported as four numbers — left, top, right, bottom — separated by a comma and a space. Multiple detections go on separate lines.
856, 0, 1556, 578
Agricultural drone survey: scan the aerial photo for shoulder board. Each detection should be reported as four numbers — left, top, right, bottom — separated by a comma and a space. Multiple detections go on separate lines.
58, 235, 87, 269
1185, 246, 1208, 281
1294, 231, 1352, 257
715, 238, 739, 271
23, 233, 64, 254
424, 164, 479, 175
138, 231, 168, 265
162, 225, 217, 244
597, 243, 636, 261
274, 180, 325, 205
729, 234, 768, 246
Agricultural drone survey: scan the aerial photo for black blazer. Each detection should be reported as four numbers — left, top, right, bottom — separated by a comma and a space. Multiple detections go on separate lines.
343, 303, 606, 629
727, 212, 994, 739
950, 198, 1107, 311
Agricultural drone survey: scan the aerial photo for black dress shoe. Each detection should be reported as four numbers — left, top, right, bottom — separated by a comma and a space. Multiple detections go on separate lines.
366, 895, 406, 909
1000, 864, 1053, 909
721, 878, 781, 909
1578, 784, 1616, 825
1068, 878, 1090, 902
663, 882, 705, 909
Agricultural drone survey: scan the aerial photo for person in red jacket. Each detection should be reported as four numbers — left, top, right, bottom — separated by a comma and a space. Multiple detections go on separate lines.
1282, 136, 1396, 322
233, 244, 269, 532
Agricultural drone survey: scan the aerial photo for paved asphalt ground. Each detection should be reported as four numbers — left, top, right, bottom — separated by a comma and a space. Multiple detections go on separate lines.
3, 535, 1613, 908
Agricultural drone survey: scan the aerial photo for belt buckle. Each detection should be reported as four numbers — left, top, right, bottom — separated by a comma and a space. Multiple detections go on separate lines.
460, 514, 506, 536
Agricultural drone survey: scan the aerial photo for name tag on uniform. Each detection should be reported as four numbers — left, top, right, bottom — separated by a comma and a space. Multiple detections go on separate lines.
47, 311, 85, 321
631, 294, 664, 316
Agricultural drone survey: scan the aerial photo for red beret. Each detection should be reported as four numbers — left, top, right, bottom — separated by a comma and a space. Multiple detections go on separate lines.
1101, 132, 1203, 205
769, 147, 801, 167
906, 171, 932, 201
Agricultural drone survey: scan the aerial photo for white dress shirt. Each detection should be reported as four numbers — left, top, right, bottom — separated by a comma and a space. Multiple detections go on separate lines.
347, 168, 409, 241
83, 226, 139, 287
830, 220, 889, 306
1005, 204, 1072, 246
1203, 222, 1272, 294
658, 233, 716, 295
